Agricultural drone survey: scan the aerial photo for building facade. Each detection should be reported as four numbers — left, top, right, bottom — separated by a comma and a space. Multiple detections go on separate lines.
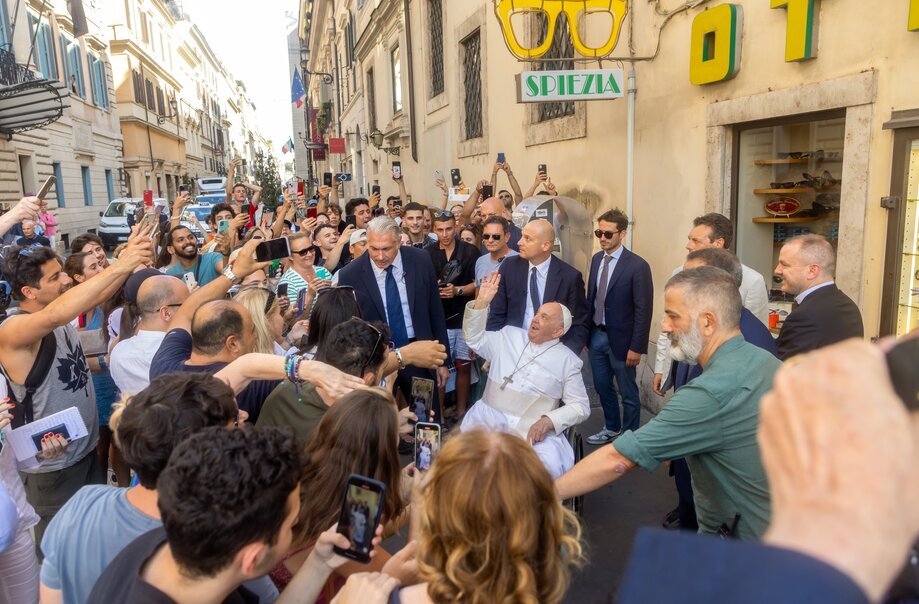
0, 0, 122, 247
299, 0, 919, 354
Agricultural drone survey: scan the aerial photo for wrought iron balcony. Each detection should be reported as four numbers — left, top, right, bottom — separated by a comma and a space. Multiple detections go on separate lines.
0, 47, 37, 87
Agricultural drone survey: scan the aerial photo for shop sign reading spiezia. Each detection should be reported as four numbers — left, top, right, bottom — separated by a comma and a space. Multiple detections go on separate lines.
516, 69, 624, 103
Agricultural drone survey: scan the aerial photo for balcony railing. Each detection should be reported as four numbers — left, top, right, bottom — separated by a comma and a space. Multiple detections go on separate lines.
0, 47, 37, 87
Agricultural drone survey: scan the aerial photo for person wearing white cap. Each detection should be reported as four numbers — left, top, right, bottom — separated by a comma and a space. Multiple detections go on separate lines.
461, 271, 590, 478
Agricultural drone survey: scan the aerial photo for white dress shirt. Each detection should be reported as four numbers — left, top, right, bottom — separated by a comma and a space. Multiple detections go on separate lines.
523, 256, 552, 328
110, 330, 167, 395
371, 251, 416, 339
794, 280, 835, 305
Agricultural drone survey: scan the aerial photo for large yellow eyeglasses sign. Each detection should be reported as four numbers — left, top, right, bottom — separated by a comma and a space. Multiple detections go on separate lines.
493, 0, 628, 60
910, 0, 919, 31
689, 4, 743, 86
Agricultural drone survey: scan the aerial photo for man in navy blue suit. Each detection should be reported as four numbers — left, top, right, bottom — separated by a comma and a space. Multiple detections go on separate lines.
335, 217, 451, 419
485, 219, 588, 353
585, 209, 654, 444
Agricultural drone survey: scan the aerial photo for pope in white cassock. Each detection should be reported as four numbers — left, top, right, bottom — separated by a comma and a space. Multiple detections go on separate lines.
460, 271, 590, 478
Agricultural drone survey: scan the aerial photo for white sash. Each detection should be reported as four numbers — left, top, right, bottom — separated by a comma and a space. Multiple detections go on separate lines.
483, 378, 559, 438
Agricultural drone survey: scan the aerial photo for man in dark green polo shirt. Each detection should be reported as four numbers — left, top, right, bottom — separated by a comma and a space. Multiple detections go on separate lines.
556, 266, 780, 540
257, 319, 391, 447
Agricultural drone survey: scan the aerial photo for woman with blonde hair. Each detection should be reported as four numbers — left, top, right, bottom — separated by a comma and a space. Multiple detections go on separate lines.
386, 430, 584, 604
233, 286, 306, 355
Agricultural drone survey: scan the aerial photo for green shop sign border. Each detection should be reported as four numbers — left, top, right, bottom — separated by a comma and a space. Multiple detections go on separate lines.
516, 69, 625, 103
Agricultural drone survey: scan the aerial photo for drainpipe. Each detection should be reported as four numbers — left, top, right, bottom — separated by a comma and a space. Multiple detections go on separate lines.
625, 66, 636, 248
402, 0, 417, 162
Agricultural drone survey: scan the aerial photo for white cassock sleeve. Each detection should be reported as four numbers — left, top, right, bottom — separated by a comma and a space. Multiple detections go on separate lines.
544, 355, 590, 434
462, 302, 499, 361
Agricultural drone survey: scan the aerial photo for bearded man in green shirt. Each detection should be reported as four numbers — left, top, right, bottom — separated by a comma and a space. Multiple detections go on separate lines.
556, 266, 780, 540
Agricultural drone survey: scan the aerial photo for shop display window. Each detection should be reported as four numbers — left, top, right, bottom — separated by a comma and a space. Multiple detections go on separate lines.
733, 113, 845, 331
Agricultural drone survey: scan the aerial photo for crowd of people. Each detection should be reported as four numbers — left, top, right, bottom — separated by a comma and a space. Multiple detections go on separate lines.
0, 157, 915, 604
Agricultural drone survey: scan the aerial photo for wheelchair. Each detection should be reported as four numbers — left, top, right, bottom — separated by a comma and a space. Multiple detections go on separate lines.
562, 426, 585, 516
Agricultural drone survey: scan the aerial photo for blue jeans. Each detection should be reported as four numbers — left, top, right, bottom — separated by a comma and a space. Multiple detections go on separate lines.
589, 327, 641, 432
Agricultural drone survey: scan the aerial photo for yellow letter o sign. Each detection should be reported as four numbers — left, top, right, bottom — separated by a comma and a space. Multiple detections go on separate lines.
690, 4, 744, 86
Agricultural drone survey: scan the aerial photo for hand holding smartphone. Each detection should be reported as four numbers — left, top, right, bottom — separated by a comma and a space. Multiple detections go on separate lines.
450, 168, 462, 187
36, 176, 56, 201
392, 161, 402, 180
333, 474, 386, 563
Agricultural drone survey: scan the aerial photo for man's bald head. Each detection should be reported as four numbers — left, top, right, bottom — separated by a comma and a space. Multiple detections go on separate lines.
786, 235, 836, 278
137, 276, 188, 315
190, 300, 252, 357
775, 234, 837, 296
479, 197, 509, 220
518, 219, 555, 263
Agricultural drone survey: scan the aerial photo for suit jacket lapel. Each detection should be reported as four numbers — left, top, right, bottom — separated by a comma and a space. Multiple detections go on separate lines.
605, 248, 630, 292
361, 258, 387, 320
587, 253, 600, 302
403, 253, 417, 314
543, 255, 562, 304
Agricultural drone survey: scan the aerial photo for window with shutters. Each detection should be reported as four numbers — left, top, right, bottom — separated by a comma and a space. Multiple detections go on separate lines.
59, 34, 86, 98
535, 13, 575, 122
461, 30, 482, 140
132, 70, 143, 104
391, 45, 402, 114
428, 0, 444, 98
27, 15, 57, 80
156, 88, 165, 116
88, 54, 108, 108
144, 79, 155, 111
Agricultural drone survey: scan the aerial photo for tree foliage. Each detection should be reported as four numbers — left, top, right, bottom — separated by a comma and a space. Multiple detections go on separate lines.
253, 150, 283, 210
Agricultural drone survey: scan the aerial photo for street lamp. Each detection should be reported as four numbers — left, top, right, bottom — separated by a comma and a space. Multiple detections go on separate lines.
157, 99, 179, 125
369, 129, 400, 156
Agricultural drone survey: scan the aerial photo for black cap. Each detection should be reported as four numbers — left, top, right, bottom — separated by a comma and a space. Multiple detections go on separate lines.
124, 268, 167, 305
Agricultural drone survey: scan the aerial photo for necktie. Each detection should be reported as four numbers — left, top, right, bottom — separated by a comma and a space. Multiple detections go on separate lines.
384, 265, 409, 347
594, 255, 612, 326
529, 267, 540, 316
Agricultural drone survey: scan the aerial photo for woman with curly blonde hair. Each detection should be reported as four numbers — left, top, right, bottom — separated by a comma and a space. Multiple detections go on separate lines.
390, 429, 584, 604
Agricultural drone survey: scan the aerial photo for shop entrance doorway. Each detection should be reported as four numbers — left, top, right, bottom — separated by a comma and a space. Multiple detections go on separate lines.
880, 127, 919, 337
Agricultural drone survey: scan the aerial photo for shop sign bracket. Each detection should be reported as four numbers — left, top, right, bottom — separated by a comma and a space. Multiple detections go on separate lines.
880, 196, 899, 210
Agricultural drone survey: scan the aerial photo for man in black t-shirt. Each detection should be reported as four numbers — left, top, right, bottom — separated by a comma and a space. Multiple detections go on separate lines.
427, 211, 479, 418
89, 427, 360, 603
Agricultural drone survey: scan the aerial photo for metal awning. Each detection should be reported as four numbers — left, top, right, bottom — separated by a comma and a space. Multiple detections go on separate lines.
0, 79, 69, 137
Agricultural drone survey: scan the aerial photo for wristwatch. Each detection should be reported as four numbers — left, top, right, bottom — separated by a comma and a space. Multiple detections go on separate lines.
457, 286, 464, 296
222, 265, 241, 284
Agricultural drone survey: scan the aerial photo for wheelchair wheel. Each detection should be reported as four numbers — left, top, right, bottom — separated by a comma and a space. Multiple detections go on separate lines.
562, 427, 585, 516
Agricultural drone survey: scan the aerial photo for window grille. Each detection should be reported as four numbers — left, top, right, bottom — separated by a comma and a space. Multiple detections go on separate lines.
461, 30, 482, 140
428, 0, 444, 97
536, 13, 575, 122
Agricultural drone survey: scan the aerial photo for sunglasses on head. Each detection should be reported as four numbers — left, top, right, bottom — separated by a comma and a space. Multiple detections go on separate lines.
18, 243, 43, 257
433, 211, 454, 219
482, 233, 504, 241
594, 229, 621, 239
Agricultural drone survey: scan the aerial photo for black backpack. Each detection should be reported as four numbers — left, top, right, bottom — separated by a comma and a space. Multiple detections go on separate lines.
0, 310, 57, 428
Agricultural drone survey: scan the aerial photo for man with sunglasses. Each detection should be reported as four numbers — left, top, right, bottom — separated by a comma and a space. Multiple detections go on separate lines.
110, 271, 189, 395
0, 228, 155, 550
586, 209, 654, 444
475, 217, 518, 288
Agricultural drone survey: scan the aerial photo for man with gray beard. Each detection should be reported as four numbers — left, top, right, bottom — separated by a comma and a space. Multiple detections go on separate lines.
556, 266, 780, 540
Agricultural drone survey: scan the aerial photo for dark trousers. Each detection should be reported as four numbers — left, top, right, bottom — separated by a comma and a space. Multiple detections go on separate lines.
671, 458, 699, 531
396, 365, 442, 424
589, 328, 641, 432
21, 451, 106, 558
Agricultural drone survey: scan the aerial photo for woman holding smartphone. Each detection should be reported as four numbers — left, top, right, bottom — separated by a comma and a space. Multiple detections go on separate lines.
370, 430, 584, 604
275, 232, 332, 308
269, 389, 406, 600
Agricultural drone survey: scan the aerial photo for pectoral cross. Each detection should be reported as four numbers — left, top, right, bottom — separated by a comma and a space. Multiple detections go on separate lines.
500, 374, 514, 390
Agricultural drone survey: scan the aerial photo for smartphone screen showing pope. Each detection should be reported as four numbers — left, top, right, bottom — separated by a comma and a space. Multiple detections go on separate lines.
414, 422, 441, 472
333, 474, 386, 563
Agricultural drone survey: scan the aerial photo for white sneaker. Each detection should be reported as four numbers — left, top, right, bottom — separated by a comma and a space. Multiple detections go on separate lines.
586, 428, 621, 445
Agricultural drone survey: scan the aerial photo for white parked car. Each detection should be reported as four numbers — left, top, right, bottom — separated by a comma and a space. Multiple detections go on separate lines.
97, 197, 166, 248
